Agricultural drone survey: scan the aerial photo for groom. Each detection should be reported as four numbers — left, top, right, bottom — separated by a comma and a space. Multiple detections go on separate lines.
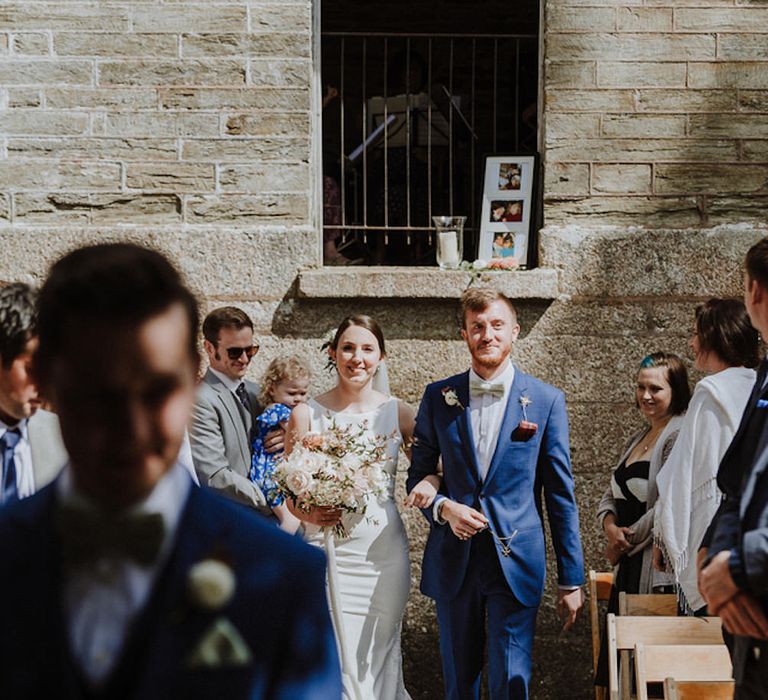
407, 287, 584, 699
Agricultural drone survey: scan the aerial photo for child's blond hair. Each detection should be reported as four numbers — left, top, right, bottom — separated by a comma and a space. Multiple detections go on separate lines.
259, 356, 312, 406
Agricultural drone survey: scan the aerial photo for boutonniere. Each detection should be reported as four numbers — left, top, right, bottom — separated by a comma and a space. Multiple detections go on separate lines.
514, 395, 538, 440
186, 559, 253, 669
442, 386, 465, 410
758, 399, 768, 409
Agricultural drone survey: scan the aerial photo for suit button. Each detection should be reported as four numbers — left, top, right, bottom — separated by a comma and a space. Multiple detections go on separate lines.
754, 647, 761, 661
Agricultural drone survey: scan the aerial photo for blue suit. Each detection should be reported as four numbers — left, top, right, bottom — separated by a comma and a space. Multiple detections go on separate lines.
0, 482, 341, 700
407, 368, 584, 699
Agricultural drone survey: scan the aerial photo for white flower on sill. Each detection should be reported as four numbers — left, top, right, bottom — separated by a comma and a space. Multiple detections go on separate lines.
472, 259, 488, 270
188, 559, 236, 611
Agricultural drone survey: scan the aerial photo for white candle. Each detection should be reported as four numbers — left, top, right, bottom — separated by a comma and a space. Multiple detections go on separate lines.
438, 230, 459, 264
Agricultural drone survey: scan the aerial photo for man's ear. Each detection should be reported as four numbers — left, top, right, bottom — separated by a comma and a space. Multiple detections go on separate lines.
460, 328, 468, 342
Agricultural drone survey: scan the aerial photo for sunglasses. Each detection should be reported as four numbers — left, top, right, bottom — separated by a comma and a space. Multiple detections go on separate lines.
223, 344, 259, 361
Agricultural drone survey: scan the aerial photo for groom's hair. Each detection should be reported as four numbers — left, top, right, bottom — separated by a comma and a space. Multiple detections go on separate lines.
0, 283, 37, 368
746, 237, 768, 291
459, 288, 517, 328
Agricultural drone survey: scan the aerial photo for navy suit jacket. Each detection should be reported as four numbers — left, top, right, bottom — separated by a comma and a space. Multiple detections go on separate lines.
407, 367, 584, 607
0, 481, 341, 699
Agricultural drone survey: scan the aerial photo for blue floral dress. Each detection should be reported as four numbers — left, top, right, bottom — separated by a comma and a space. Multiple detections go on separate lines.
250, 403, 293, 507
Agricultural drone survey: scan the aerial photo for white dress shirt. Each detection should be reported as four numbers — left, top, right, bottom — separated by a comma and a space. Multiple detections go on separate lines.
0, 417, 34, 498
58, 462, 192, 686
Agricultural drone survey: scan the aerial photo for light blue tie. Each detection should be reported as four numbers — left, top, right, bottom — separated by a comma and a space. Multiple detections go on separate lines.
469, 379, 506, 398
1, 428, 21, 505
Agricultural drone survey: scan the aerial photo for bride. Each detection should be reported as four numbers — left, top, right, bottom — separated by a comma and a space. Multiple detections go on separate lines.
286, 315, 414, 700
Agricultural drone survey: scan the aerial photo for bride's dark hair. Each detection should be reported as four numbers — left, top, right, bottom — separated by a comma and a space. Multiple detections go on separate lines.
331, 315, 386, 355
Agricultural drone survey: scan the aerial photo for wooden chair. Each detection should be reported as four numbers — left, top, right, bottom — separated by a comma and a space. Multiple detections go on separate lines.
607, 614, 725, 700
634, 644, 732, 700
663, 678, 735, 700
618, 593, 678, 617
590, 570, 614, 700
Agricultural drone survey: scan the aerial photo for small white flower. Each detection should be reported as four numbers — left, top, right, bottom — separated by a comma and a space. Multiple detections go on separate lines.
442, 387, 465, 410
520, 395, 532, 420
188, 559, 236, 611
472, 259, 488, 270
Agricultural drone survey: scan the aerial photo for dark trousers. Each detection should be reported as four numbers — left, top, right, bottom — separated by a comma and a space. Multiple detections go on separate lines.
435, 531, 538, 700
733, 637, 768, 700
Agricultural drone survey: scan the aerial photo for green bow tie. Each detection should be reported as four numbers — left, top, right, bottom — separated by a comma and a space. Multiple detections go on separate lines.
469, 379, 506, 398
55, 503, 165, 568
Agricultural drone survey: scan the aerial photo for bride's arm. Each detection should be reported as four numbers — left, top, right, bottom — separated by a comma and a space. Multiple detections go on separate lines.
284, 403, 342, 527
397, 400, 416, 461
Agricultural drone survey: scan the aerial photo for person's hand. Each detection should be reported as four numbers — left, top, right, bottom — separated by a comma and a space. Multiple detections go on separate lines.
263, 426, 285, 454
605, 543, 622, 566
699, 550, 739, 614
558, 588, 584, 632
719, 592, 768, 639
604, 521, 634, 557
286, 499, 342, 528
404, 480, 438, 509
441, 500, 488, 540
652, 544, 665, 572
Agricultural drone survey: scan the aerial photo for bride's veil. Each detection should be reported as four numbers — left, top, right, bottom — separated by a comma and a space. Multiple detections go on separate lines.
372, 359, 391, 396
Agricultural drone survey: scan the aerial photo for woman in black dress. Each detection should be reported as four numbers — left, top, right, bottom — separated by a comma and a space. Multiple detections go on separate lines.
594, 352, 691, 687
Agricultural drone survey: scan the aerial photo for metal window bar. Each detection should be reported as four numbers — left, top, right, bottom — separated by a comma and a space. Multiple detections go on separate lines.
323, 32, 537, 265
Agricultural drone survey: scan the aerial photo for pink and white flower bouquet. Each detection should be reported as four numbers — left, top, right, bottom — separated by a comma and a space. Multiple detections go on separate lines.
275, 421, 392, 536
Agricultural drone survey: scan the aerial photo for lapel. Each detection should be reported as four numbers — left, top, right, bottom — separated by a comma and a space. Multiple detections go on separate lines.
740, 445, 768, 519
454, 372, 481, 485
484, 367, 528, 486
206, 371, 251, 465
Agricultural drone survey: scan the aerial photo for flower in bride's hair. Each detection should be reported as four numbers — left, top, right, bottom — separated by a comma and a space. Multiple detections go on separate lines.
188, 559, 236, 611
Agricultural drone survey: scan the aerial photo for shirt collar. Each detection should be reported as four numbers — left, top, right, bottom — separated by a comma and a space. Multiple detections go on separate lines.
469, 359, 515, 390
209, 367, 243, 394
0, 416, 29, 442
56, 461, 192, 554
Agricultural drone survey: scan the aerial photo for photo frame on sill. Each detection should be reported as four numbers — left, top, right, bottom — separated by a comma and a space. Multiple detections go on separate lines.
478, 155, 537, 268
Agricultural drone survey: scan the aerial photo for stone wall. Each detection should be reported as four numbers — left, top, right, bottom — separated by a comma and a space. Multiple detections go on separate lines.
543, 0, 768, 227
0, 0, 317, 298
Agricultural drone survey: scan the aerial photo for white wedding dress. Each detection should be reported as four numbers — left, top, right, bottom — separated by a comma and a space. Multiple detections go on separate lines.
305, 397, 411, 700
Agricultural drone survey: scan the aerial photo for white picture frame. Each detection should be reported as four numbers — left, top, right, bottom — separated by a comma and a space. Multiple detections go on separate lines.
477, 155, 536, 266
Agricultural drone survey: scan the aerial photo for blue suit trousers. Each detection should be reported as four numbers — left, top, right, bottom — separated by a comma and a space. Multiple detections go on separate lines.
436, 531, 538, 700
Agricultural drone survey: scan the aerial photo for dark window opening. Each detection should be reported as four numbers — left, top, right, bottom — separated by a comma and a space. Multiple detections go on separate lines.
321, 1, 540, 266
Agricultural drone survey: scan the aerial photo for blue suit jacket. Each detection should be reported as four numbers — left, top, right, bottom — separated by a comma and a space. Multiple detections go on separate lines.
407, 368, 585, 607
0, 482, 341, 700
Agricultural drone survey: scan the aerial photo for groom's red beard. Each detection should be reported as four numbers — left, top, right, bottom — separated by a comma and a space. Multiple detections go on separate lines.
470, 344, 511, 369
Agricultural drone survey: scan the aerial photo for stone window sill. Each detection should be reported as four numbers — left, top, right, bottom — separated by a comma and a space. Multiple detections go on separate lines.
296, 266, 559, 299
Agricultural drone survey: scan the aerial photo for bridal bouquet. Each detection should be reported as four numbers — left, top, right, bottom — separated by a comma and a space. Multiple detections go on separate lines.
275, 421, 392, 536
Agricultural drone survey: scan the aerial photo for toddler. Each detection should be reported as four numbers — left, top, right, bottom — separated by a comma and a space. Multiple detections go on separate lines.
251, 357, 311, 533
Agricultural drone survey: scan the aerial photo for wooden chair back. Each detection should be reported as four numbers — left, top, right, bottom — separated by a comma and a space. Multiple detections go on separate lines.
634, 644, 732, 700
607, 615, 724, 700
589, 570, 613, 700
618, 593, 678, 616
663, 678, 735, 700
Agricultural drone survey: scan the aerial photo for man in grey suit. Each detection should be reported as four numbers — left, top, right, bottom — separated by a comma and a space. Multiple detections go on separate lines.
190, 307, 274, 516
700, 238, 768, 698
0, 283, 67, 505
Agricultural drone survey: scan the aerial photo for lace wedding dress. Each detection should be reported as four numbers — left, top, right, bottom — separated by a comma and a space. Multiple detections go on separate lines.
304, 397, 411, 700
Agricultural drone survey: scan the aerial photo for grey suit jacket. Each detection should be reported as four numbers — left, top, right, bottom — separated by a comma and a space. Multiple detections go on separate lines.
27, 409, 68, 491
189, 369, 270, 515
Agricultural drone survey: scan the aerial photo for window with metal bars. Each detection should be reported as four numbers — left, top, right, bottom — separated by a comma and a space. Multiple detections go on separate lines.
320, 2, 540, 267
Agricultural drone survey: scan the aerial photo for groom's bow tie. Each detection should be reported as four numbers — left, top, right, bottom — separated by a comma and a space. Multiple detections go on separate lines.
55, 503, 165, 568
469, 378, 506, 398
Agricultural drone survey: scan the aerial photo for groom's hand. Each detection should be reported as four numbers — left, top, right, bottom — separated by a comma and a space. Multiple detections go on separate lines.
557, 588, 583, 632
441, 500, 488, 541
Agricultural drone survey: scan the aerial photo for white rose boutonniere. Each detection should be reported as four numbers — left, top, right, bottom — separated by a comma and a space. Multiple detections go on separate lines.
442, 386, 465, 411
188, 559, 236, 611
